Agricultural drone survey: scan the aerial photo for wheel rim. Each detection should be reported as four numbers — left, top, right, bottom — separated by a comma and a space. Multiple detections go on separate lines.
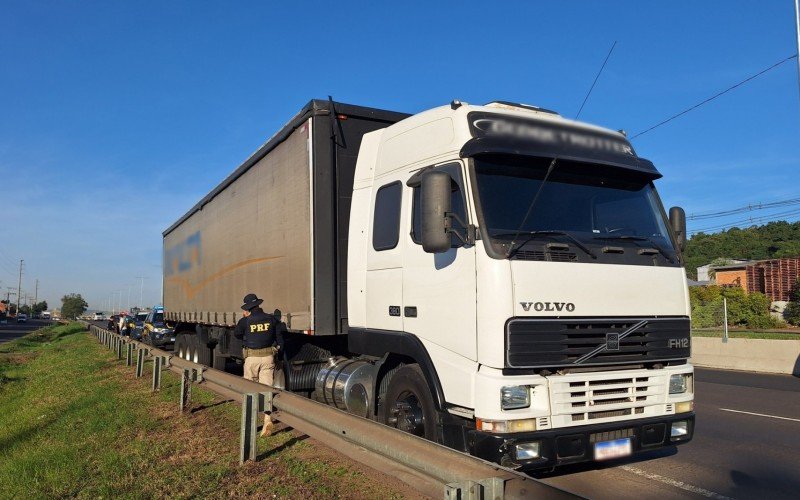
389, 391, 426, 436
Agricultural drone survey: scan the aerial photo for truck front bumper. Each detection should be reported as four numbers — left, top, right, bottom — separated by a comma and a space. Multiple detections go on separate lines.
468, 413, 694, 471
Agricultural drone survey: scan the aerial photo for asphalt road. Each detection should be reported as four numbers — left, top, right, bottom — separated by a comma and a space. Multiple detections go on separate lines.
0, 318, 53, 344
538, 368, 800, 499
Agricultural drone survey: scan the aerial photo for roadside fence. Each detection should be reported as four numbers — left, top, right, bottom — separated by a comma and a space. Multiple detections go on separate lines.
83, 322, 577, 500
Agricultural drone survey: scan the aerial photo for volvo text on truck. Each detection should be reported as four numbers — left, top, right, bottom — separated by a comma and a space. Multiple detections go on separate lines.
162, 99, 694, 470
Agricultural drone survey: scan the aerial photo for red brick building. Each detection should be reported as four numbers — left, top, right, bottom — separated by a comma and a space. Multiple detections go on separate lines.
745, 257, 800, 302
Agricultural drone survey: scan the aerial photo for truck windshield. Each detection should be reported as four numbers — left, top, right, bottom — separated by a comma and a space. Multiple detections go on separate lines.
472, 155, 676, 259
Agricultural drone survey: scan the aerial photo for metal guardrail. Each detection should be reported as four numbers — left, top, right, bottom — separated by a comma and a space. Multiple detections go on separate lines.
83, 322, 579, 499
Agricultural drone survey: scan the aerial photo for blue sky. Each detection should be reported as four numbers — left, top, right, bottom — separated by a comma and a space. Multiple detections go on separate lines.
1, 1, 799, 311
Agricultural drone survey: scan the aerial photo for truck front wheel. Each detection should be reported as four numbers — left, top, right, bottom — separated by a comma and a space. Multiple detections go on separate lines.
380, 364, 438, 441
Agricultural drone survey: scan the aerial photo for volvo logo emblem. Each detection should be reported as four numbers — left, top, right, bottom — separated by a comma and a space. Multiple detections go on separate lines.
520, 301, 575, 312
606, 333, 620, 351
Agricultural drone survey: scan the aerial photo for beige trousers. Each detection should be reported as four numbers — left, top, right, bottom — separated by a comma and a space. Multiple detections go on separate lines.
244, 355, 275, 425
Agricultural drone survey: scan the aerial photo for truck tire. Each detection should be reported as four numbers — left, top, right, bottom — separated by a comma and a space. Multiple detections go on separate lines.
174, 334, 184, 359
196, 339, 212, 367
175, 333, 190, 360
212, 353, 227, 371
187, 335, 200, 364
380, 364, 438, 441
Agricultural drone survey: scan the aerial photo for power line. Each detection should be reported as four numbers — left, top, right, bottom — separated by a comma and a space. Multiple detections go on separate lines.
688, 208, 800, 234
630, 53, 798, 140
687, 196, 800, 220
575, 41, 617, 120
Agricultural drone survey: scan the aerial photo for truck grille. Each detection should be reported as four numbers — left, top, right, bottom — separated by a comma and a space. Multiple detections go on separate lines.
550, 373, 665, 426
506, 317, 690, 369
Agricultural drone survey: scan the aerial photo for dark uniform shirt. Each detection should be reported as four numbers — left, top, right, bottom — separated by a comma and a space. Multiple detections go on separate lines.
234, 308, 284, 350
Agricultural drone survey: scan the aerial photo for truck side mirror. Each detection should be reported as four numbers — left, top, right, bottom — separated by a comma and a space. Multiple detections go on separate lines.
669, 206, 686, 252
420, 171, 452, 253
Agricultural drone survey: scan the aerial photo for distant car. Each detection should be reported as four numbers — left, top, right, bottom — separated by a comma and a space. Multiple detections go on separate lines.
93, 312, 105, 321
16, 314, 27, 323
143, 306, 175, 348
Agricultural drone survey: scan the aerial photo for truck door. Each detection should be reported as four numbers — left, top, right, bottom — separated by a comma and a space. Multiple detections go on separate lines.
365, 176, 407, 332
402, 162, 477, 360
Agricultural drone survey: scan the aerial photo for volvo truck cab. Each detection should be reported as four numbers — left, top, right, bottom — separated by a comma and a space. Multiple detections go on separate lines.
347, 101, 693, 469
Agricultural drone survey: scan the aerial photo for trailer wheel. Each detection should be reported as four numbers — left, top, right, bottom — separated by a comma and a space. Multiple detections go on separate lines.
175, 334, 187, 359
212, 353, 227, 371
380, 364, 438, 441
195, 340, 212, 367
187, 335, 200, 363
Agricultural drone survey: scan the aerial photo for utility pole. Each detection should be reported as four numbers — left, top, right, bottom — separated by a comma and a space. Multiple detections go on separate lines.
136, 276, 147, 309
126, 283, 132, 312
34, 279, 39, 312
16, 260, 23, 318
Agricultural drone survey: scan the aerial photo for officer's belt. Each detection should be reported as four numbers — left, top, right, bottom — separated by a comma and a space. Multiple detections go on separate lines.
243, 346, 276, 358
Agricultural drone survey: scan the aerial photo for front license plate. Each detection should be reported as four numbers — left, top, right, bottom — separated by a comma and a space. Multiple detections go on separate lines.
594, 438, 632, 461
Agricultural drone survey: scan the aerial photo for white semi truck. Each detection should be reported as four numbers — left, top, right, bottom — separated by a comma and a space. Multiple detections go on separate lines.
163, 99, 694, 470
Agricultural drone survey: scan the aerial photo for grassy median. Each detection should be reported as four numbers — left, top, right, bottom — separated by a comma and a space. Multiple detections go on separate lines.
0, 323, 413, 499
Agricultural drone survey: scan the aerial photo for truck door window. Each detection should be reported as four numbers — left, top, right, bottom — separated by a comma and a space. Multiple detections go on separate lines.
372, 181, 402, 251
411, 163, 468, 247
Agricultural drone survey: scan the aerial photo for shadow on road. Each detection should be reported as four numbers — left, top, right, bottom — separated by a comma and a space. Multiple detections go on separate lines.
528, 446, 678, 479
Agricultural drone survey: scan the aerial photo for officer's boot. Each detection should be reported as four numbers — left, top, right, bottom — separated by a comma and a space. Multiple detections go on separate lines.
261, 414, 273, 437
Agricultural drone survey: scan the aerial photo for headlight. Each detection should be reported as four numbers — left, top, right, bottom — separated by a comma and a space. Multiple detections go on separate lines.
501, 385, 531, 410
476, 418, 537, 433
669, 374, 692, 394
515, 441, 541, 460
671, 420, 689, 438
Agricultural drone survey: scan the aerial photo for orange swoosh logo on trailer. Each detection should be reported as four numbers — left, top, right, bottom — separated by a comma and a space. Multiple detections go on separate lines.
166, 256, 283, 299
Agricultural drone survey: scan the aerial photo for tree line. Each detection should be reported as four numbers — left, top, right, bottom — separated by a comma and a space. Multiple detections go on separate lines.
684, 221, 800, 280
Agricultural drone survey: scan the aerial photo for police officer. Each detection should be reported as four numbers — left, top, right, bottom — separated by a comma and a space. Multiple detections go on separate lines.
234, 293, 284, 436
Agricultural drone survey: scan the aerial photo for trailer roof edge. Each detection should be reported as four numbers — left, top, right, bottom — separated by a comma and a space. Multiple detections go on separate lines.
162, 99, 409, 238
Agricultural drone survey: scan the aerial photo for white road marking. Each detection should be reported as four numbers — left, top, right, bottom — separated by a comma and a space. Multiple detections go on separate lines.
621, 466, 733, 499
719, 408, 800, 423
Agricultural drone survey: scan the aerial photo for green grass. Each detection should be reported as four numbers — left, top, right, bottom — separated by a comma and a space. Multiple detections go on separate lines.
0, 323, 407, 499
692, 329, 800, 340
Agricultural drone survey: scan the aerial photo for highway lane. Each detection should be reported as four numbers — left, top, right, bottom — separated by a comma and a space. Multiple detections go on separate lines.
538, 367, 800, 499
0, 319, 53, 344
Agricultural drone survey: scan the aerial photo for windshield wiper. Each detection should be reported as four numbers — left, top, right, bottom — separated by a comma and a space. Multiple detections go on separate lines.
499, 230, 597, 260
505, 158, 558, 257
594, 235, 674, 263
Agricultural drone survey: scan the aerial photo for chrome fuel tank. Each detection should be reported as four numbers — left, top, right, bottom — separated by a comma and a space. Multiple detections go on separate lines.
313, 357, 376, 418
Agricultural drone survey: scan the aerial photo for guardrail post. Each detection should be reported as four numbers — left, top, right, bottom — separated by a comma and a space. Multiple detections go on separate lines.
240, 393, 258, 464
117, 338, 124, 359
126, 343, 134, 366
136, 347, 147, 378
445, 478, 507, 500
258, 391, 273, 416
445, 481, 479, 500
152, 356, 162, 391
180, 368, 192, 412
